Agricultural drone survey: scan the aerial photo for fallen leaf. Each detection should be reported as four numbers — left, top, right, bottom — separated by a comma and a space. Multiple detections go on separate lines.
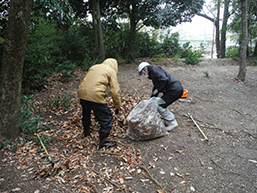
11, 188, 21, 192
159, 170, 165, 175
119, 178, 124, 184
156, 189, 165, 193
190, 186, 195, 192
140, 179, 149, 183
149, 161, 156, 168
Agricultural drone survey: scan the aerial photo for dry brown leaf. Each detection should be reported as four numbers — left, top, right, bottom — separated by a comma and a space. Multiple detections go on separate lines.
156, 189, 165, 193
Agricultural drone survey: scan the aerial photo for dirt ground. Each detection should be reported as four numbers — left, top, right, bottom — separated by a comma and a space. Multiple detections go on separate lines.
0, 58, 257, 193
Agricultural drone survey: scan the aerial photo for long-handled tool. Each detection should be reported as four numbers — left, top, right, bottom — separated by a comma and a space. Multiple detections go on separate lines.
187, 113, 209, 141
37, 134, 59, 165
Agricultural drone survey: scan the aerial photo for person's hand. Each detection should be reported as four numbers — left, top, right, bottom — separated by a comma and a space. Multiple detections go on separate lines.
115, 108, 119, 115
151, 89, 159, 97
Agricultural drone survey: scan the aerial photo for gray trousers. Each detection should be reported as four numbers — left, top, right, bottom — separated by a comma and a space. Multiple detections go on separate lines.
157, 98, 175, 121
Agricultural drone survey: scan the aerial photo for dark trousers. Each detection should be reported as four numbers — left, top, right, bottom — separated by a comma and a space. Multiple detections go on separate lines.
160, 82, 183, 108
80, 99, 113, 138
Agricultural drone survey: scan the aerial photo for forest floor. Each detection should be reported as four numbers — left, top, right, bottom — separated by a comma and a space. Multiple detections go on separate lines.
0, 58, 257, 193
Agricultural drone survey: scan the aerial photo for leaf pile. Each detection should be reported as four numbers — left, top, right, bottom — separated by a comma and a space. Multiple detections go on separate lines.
2, 94, 145, 192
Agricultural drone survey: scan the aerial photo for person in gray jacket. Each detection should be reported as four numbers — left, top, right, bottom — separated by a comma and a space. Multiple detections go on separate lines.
138, 62, 183, 131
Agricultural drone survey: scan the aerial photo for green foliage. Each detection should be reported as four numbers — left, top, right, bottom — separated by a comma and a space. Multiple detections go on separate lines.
202, 71, 210, 78
20, 95, 50, 135
49, 92, 72, 110
23, 17, 94, 91
161, 32, 180, 57
56, 61, 77, 80
0, 95, 50, 151
183, 50, 202, 65
136, 31, 162, 58
226, 46, 240, 58
23, 18, 60, 90
248, 58, 257, 66
179, 42, 192, 58
151, 54, 165, 62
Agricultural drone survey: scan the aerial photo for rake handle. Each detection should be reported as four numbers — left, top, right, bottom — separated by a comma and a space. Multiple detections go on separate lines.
37, 134, 52, 161
188, 113, 208, 141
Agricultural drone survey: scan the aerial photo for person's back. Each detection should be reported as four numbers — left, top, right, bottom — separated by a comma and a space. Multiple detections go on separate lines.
78, 58, 121, 108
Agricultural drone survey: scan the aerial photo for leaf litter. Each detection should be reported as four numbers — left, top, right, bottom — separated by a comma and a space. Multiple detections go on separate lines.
2, 94, 145, 192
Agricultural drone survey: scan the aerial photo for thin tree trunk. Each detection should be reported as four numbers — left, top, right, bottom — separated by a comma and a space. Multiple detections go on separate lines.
216, 0, 221, 58
0, 0, 33, 142
127, 1, 137, 62
91, 0, 99, 58
96, 0, 105, 61
237, 0, 248, 82
220, 0, 230, 58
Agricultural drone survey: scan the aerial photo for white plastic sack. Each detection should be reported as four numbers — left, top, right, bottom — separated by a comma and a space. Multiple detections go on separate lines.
125, 97, 168, 141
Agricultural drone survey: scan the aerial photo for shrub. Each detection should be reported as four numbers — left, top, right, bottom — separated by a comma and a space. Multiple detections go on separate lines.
248, 58, 257, 66
151, 53, 166, 62
183, 50, 202, 65
1, 95, 50, 151
161, 32, 180, 58
226, 46, 240, 58
48, 92, 72, 111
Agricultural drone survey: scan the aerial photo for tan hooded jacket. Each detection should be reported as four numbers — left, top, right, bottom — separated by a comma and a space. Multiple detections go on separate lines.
78, 58, 121, 109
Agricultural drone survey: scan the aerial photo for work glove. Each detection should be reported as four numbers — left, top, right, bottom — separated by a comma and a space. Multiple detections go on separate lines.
115, 108, 119, 115
151, 89, 159, 97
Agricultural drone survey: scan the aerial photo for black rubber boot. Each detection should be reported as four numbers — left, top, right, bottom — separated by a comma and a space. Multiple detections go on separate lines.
99, 135, 117, 149
83, 126, 92, 137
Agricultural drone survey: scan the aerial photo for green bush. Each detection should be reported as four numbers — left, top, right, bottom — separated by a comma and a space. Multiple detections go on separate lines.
226, 46, 240, 58
183, 50, 202, 65
0, 95, 50, 151
161, 32, 180, 58
23, 18, 61, 90
179, 42, 192, 58
20, 95, 49, 135
151, 53, 165, 62
136, 31, 162, 58
248, 58, 257, 66
49, 92, 72, 110
56, 61, 77, 80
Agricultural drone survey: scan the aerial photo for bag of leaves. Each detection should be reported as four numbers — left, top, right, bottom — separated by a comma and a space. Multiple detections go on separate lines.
126, 97, 168, 141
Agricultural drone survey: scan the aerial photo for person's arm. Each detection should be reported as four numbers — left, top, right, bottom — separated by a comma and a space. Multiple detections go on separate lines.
151, 86, 159, 97
109, 71, 121, 109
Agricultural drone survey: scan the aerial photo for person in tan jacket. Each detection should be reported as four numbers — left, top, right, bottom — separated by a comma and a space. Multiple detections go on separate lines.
78, 58, 121, 149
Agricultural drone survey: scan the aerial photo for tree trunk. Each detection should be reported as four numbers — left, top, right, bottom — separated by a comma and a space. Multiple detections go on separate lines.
91, 0, 99, 60
237, 0, 248, 82
0, 0, 33, 142
220, 0, 230, 58
216, 0, 221, 58
96, 0, 105, 61
127, 1, 137, 62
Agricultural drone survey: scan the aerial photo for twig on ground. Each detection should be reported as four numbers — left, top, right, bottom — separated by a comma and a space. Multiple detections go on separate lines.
92, 170, 127, 193
242, 130, 257, 139
115, 140, 136, 157
210, 159, 240, 176
139, 165, 165, 191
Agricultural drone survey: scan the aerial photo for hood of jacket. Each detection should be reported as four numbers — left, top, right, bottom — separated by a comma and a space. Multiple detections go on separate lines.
77, 58, 121, 108
102, 58, 118, 74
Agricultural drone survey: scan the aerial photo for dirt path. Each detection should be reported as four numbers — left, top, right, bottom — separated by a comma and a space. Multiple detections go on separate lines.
0, 58, 256, 193
117, 58, 257, 192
